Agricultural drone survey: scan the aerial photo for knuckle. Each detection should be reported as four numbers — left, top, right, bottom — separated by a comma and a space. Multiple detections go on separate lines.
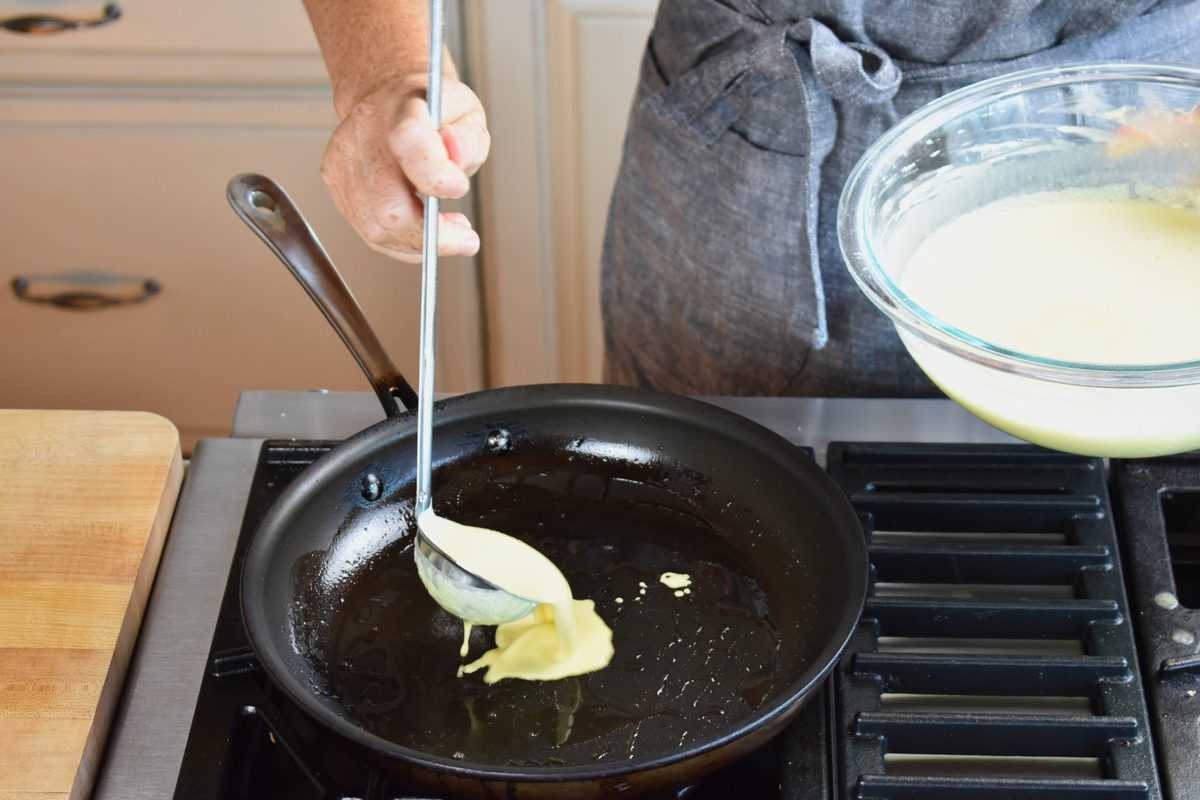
389, 124, 432, 161
377, 203, 408, 227
319, 159, 338, 189
350, 96, 383, 120
390, 115, 420, 140
401, 226, 424, 253
405, 169, 438, 195
433, 176, 466, 199
360, 218, 390, 247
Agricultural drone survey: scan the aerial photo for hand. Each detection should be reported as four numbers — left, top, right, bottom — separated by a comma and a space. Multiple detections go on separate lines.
321, 73, 490, 263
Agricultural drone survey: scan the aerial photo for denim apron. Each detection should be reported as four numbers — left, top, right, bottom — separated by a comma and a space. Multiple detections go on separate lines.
601, 0, 1200, 396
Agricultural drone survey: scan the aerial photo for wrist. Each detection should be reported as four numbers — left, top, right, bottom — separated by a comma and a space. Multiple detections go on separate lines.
332, 50, 459, 120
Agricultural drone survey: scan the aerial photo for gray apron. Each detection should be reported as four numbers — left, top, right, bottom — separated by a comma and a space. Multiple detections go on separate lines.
602, 0, 1200, 396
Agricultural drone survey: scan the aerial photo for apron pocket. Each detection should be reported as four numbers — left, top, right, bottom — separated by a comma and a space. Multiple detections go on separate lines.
602, 82, 818, 395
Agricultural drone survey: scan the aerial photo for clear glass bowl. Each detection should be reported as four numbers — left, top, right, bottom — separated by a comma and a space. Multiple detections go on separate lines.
839, 63, 1200, 458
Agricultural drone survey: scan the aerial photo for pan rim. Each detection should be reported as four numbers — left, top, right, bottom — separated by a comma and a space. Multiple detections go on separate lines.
240, 383, 867, 783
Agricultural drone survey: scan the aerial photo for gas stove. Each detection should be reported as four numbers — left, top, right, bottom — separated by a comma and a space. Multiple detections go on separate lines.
92, 394, 1200, 799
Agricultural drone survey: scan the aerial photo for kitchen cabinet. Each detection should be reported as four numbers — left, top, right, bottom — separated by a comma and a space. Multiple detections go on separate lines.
0, 0, 485, 452
0, 0, 328, 84
466, 0, 657, 385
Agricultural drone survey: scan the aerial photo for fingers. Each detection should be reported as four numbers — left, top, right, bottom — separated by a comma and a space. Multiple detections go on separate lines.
440, 81, 491, 177
358, 187, 424, 263
359, 215, 481, 262
389, 95, 470, 200
437, 212, 481, 257
323, 145, 479, 262
322, 76, 488, 263
442, 115, 491, 177
358, 208, 480, 263
387, 79, 490, 193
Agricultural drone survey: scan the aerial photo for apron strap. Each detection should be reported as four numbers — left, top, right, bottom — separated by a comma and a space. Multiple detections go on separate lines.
642, 15, 904, 350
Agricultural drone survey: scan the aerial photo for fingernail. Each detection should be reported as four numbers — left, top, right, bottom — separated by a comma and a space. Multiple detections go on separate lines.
442, 129, 464, 165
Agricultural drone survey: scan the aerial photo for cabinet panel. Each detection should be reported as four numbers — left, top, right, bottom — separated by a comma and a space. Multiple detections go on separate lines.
0, 0, 319, 53
0, 0, 327, 84
0, 0, 468, 87
546, 0, 656, 382
0, 90, 484, 451
467, 0, 656, 385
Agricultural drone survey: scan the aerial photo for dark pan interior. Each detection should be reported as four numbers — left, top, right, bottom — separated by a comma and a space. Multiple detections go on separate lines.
242, 387, 865, 775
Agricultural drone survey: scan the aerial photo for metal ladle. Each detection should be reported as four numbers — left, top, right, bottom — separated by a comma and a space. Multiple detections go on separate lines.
224, 3, 536, 625
396, 0, 536, 626
226, 170, 536, 626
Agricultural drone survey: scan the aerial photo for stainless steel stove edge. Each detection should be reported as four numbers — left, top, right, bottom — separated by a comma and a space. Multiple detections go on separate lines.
93, 438, 263, 800
232, 391, 1018, 464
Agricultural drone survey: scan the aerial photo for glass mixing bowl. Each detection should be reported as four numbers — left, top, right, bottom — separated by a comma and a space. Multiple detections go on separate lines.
839, 63, 1200, 458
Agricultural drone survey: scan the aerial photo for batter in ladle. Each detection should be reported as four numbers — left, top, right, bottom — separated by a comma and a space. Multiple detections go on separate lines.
418, 509, 614, 684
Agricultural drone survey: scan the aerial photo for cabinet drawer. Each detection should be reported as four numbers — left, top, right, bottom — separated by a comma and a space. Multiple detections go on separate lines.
0, 0, 327, 84
0, 88, 483, 452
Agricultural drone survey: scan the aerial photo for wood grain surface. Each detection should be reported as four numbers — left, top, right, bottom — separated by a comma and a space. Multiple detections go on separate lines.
0, 411, 183, 799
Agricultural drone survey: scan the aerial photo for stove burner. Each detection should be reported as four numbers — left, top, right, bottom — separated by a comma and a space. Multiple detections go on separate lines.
831, 444, 1160, 800
172, 442, 1175, 799
1117, 456, 1200, 800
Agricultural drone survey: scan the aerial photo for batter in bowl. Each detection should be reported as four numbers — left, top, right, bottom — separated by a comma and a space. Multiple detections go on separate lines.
899, 188, 1200, 455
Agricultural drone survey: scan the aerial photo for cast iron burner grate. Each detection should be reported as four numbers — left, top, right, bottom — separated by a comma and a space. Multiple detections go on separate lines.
172, 441, 1167, 799
1115, 455, 1200, 800
828, 443, 1160, 800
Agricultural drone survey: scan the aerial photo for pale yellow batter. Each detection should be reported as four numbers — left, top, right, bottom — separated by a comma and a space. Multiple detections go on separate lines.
659, 572, 692, 590
460, 623, 472, 658
899, 188, 1200, 455
418, 509, 614, 683
903, 191, 1200, 365
459, 600, 612, 684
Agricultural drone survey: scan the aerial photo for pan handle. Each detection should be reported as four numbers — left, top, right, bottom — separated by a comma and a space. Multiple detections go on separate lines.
226, 174, 417, 418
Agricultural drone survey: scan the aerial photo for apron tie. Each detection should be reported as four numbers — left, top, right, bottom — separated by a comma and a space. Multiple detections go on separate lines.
644, 16, 902, 350
649, 17, 902, 144
790, 18, 901, 106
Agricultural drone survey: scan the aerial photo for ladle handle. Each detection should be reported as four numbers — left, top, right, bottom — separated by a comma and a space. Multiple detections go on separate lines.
415, 0, 445, 514
226, 173, 418, 418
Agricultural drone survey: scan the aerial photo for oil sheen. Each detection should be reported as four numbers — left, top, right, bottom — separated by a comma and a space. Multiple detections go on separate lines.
294, 451, 791, 767
417, 508, 614, 683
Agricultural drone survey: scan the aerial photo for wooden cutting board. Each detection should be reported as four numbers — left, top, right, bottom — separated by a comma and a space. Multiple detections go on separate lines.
0, 410, 183, 800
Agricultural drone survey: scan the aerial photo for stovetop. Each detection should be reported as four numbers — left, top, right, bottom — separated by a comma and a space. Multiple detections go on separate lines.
165, 438, 1192, 800
91, 395, 1200, 800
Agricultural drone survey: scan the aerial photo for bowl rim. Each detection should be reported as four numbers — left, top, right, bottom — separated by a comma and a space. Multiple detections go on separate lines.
838, 61, 1200, 388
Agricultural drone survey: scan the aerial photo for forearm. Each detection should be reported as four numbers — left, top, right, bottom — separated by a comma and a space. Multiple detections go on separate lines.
302, 0, 458, 119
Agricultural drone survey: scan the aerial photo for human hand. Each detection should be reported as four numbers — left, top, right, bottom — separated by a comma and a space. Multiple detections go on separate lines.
321, 73, 490, 262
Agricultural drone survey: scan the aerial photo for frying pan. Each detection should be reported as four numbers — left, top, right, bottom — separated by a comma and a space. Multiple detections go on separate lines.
229, 174, 868, 799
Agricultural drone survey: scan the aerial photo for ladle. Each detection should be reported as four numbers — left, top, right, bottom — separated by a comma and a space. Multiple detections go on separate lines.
410, 0, 537, 626
225, 168, 535, 626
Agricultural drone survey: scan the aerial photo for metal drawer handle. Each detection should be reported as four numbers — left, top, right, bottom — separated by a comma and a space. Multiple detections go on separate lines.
1, 2, 121, 35
11, 270, 160, 310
